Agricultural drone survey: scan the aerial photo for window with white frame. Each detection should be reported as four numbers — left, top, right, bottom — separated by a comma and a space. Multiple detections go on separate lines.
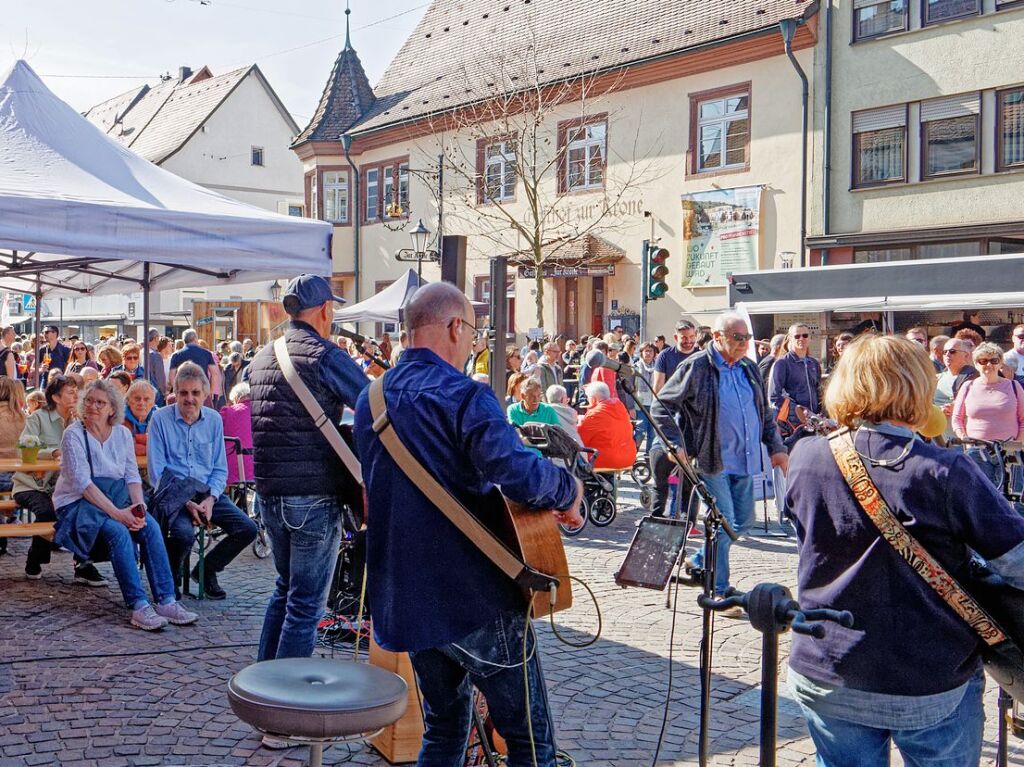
365, 167, 379, 221
564, 122, 606, 191
398, 162, 409, 212
483, 141, 517, 201
382, 168, 395, 218
251, 146, 264, 166
310, 176, 318, 220
287, 204, 303, 217
853, 0, 907, 41
998, 87, 1024, 172
853, 106, 907, 187
921, 94, 979, 178
923, 0, 979, 25
694, 91, 749, 173
322, 171, 349, 224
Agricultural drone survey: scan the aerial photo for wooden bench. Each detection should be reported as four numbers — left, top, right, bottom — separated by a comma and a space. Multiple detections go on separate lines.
0, 522, 54, 539
0, 499, 17, 513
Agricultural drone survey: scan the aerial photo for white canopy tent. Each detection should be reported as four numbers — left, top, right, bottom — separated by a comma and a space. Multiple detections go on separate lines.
333, 269, 424, 325
0, 60, 330, 371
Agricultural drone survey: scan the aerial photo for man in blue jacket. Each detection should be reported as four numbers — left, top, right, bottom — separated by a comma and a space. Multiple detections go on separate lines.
652, 312, 787, 607
355, 282, 583, 767
768, 323, 822, 448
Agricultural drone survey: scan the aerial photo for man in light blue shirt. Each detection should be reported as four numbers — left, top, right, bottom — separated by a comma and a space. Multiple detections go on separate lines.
149, 361, 256, 600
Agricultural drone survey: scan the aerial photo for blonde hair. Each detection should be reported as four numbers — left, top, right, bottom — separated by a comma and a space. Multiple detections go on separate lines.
824, 335, 936, 430
98, 345, 123, 367
0, 378, 27, 430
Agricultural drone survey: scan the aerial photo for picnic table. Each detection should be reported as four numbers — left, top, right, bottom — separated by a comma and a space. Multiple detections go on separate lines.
0, 455, 148, 473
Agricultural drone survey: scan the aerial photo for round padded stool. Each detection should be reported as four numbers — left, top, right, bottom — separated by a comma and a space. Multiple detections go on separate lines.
228, 658, 408, 767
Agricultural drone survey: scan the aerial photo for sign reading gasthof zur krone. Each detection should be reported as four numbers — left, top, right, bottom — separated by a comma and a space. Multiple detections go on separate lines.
681, 186, 762, 288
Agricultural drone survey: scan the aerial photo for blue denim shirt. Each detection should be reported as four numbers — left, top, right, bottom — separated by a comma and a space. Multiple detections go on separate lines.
148, 405, 228, 499
354, 348, 577, 652
710, 345, 761, 476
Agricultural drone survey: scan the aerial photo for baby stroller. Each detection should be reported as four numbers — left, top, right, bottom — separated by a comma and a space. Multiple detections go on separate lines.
516, 423, 617, 536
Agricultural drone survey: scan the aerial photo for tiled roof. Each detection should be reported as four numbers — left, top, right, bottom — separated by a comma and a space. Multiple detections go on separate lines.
352, 0, 812, 134
84, 66, 261, 164
292, 43, 376, 147
510, 234, 626, 265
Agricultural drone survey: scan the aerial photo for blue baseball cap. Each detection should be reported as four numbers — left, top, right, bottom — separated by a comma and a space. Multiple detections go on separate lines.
281, 274, 346, 315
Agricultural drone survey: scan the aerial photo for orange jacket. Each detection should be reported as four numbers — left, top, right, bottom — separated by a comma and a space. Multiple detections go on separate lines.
578, 398, 637, 470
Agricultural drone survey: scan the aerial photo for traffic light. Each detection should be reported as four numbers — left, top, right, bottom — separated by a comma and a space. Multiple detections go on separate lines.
645, 241, 670, 301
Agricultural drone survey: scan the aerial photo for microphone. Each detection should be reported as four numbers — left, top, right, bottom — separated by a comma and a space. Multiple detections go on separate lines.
584, 349, 633, 376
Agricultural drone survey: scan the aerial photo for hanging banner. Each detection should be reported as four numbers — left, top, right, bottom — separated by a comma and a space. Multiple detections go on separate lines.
681, 185, 762, 288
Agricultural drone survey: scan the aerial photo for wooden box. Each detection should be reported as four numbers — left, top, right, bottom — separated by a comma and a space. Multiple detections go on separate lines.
369, 636, 424, 764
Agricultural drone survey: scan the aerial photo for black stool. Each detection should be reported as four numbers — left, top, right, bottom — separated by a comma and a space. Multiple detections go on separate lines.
228, 657, 408, 767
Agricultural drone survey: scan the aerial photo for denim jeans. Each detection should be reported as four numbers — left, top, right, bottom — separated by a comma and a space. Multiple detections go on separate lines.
691, 473, 754, 595
164, 493, 257, 578
257, 495, 344, 661
98, 512, 177, 610
410, 610, 557, 767
633, 410, 655, 452
800, 672, 984, 767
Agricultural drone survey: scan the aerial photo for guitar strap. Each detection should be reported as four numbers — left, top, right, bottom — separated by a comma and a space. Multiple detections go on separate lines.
368, 374, 556, 592
827, 427, 1006, 646
274, 336, 363, 485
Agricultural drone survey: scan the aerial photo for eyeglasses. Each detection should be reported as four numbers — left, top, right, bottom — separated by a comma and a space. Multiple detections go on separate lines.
123, 356, 139, 361
73, 346, 86, 352
1015, 334, 1024, 340
943, 348, 964, 356
977, 358, 1002, 366
446, 316, 481, 341
729, 332, 753, 342
792, 333, 810, 340
83, 397, 109, 408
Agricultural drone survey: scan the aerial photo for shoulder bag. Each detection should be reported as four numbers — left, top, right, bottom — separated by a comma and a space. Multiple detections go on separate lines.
828, 427, 1024, 700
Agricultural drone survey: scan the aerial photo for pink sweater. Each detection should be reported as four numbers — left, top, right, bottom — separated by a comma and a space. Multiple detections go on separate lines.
952, 377, 1024, 442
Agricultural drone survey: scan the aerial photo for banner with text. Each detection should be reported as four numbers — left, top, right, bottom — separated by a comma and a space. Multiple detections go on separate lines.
681, 185, 761, 288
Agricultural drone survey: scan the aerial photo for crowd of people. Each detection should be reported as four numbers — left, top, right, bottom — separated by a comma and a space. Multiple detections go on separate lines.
5, 290, 1024, 765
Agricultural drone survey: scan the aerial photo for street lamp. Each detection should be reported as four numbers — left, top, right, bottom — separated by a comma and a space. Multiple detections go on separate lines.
396, 218, 440, 279
269, 279, 287, 301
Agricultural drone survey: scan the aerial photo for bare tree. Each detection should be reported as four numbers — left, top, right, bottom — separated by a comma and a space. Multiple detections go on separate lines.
407, 38, 665, 329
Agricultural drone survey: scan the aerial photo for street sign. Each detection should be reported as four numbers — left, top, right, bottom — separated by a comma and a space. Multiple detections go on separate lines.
128, 302, 136, 318
527, 327, 544, 340
611, 299, 619, 311
22, 294, 35, 312
196, 316, 214, 327
517, 264, 616, 279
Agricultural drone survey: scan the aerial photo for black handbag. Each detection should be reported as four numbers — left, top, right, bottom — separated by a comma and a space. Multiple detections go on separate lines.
828, 428, 1024, 701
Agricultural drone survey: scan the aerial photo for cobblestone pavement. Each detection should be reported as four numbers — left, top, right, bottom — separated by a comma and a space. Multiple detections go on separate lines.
0, 483, 1021, 766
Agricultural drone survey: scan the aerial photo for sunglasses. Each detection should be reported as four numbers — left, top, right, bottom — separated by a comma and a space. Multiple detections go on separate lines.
729, 332, 753, 342
943, 348, 964, 355
792, 333, 810, 339
977, 358, 1001, 366
1015, 334, 1024, 340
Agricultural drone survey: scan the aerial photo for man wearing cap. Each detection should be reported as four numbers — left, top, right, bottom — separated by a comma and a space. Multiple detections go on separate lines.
247, 275, 368, 739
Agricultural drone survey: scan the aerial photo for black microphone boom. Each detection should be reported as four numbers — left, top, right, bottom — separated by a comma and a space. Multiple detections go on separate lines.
584, 349, 633, 376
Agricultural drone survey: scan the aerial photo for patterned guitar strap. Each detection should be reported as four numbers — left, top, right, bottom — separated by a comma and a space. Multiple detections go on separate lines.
827, 427, 1006, 647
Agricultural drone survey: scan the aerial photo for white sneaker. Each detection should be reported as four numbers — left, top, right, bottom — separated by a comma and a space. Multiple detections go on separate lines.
261, 735, 291, 750
154, 601, 199, 626
130, 604, 169, 631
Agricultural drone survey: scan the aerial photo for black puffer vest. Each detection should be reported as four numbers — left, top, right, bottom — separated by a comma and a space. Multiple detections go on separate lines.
249, 322, 359, 502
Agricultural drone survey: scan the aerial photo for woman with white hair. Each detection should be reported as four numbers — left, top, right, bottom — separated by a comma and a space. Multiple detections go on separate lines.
578, 381, 637, 470
52, 380, 197, 630
220, 382, 254, 486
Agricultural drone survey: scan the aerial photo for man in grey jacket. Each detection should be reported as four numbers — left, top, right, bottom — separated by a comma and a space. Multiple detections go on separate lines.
651, 312, 788, 608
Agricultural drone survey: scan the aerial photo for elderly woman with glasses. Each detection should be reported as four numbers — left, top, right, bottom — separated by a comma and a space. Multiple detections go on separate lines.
786, 335, 1024, 766
51, 380, 197, 631
950, 341, 1024, 485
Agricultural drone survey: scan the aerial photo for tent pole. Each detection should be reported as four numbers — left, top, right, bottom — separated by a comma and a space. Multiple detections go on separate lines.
33, 276, 42, 389
142, 263, 151, 380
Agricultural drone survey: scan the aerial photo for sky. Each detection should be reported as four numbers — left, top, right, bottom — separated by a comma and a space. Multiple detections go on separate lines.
1, 0, 429, 126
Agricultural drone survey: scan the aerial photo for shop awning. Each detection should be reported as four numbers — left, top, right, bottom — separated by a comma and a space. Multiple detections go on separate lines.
728, 253, 1024, 314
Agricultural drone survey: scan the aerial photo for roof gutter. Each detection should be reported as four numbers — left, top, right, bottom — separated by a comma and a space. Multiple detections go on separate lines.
347, 10, 820, 139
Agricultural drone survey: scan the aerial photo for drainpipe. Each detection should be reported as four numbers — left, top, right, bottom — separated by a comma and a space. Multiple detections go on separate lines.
780, 18, 809, 268
341, 132, 361, 304
823, 0, 833, 244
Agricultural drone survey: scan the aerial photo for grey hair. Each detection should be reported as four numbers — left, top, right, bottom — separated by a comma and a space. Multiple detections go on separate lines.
973, 342, 1004, 363
126, 379, 156, 399
78, 379, 125, 427
714, 312, 746, 333
228, 352, 242, 365
788, 323, 809, 337
405, 282, 469, 331
769, 333, 786, 350
174, 361, 210, 393
229, 382, 251, 403
182, 328, 199, 344
521, 377, 543, 394
229, 341, 243, 353
584, 381, 611, 401
546, 384, 567, 404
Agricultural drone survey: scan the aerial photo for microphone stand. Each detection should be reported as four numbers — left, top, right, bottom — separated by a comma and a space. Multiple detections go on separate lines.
619, 373, 735, 767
